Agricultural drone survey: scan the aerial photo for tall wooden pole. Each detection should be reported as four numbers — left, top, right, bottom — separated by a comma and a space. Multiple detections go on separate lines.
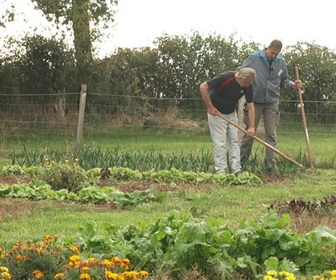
295, 65, 314, 168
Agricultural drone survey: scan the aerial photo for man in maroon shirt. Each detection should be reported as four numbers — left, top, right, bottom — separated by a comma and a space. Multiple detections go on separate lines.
200, 68, 256, 175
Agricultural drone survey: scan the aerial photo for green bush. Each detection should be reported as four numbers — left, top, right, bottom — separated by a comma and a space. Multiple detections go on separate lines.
41, 159, 88, 192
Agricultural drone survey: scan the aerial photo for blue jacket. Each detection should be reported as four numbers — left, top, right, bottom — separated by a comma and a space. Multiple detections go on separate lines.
238, 49, 294, 103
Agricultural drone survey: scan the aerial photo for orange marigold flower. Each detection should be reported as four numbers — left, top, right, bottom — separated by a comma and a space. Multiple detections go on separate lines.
69, 245, 80, 254
44, 235, 52, 241
102, 259, 113, 267
123, 271, 138, 278
15, 254, 23, 261
87, 257, 98, 265
111, 256, 122, 264
32, 269, 44, 279
121, 258, 130, 270
105, 271, 120, 280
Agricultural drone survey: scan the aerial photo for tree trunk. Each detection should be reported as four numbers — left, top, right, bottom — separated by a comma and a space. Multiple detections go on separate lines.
72, 0, 93, 84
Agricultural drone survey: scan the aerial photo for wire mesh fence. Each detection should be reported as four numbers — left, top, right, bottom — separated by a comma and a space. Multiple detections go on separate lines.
0, 92, 335, 141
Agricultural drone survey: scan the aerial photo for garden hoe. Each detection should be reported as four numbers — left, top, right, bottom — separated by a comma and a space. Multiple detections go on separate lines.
215, 112, 303, 168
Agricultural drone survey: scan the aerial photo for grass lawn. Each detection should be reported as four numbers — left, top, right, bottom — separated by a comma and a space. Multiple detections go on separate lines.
0, 129, 335, 245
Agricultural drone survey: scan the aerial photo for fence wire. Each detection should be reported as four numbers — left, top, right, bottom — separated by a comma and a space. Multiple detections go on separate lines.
0, 92, 335, 139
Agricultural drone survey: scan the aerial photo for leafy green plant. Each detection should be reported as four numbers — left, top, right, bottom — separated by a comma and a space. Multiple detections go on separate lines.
69, 211, 336, 279
41, 158, 88, 192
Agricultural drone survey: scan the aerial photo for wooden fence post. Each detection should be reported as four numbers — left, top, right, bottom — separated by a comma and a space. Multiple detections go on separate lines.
76, 84, 87, 146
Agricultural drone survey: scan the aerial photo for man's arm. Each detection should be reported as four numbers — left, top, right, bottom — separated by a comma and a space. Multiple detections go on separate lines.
200, 82, 217, 115
246, 102, 255, 137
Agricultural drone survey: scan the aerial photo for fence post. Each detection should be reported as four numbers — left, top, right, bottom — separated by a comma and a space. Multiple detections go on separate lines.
76, 84, 87, 146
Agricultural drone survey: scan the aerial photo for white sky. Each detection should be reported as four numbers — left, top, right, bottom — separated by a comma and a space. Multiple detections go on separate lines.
1, 0, 335, 58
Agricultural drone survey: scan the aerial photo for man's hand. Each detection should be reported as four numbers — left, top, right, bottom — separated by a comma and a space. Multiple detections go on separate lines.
246, 126, 255, 137
292, 80, 302, 90
208, 106, 218, 115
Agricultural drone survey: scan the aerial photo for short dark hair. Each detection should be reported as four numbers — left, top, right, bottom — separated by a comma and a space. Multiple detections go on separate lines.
268, 39, 282, 50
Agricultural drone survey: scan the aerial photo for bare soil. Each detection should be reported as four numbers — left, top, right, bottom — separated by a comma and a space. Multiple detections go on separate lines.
0, 174, 335, 233
0, 174, 211, 223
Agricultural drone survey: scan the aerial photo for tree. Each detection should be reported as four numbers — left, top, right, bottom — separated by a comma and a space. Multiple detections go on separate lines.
31, 0, 118, 84
282, 42, 336, 122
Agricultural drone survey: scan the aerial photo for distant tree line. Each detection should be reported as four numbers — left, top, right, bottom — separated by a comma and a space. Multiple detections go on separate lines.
1, 0, 336, 121
1, 32, 336, 112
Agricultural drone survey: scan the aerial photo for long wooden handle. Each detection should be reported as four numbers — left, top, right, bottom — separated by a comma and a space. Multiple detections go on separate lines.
215, 112, 303, 168
295, 65, 314, 168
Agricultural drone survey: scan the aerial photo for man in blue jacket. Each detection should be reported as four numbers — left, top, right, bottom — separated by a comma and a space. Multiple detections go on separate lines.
238, 39, 302, 174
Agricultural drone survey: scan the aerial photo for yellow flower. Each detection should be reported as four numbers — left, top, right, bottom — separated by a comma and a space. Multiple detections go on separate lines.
1, 271, 11, 280
0, 267, 9, 272
54, 272, 64, 279
279, 271, 296, 280
263, 276, 276, 280
80, 273, 91, 280
81, 266, 89, 273
139, 270, 149, 277
267, 270, 278, 276
69, 254, 80, 262
105, 271, 119, 280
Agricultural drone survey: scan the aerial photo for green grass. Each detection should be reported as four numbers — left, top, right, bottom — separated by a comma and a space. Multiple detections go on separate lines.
0, 129, 336, 246
1, 169, 335, 245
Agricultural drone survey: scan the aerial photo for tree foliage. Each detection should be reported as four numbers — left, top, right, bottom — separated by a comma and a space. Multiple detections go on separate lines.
1, 31, 336, 123
280, 42, 336, 121
0, 35, 76, 96
30, 0, 118, 83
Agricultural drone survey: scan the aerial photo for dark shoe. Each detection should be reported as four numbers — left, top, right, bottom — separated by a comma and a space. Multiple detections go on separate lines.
266, 168, 278, 176
234, 171, 241, 177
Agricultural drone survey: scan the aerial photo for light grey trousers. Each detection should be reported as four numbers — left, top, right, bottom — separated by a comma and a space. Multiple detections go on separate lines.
208, 112, 241, 174
240, 102, 280, 169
